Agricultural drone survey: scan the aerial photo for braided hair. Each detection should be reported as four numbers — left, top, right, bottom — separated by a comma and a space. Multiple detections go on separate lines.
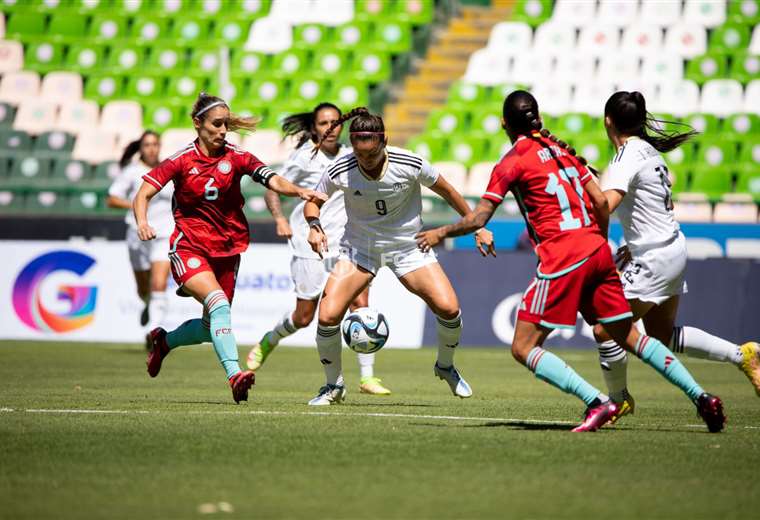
312, 106, 381, 158
282, 102, 342, 148
191, 92, 260, 133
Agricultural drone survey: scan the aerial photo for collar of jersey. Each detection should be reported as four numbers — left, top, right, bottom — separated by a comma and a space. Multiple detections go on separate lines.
193, 138, 229, 160
357, 149, 388, 181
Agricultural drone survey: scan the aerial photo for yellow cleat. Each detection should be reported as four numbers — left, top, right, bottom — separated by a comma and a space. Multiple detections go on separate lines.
609, 394, 635, 425
246, 335, 275, 372
738, 342, 760, 396
359, 376, 391, 395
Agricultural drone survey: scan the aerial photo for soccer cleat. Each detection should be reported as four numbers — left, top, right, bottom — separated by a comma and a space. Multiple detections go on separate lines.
359, 376, 391, 395
609, 392, 636, 425
146, 327, 169, 378
246, 334, 276, 371
434, 363, 472, 398
229, 370, 255, 404
140, 305, 149, 327
307, 384, 346, 406
738, 342, 760, 396
572, 400, 619, 432
695, 393, 726, 433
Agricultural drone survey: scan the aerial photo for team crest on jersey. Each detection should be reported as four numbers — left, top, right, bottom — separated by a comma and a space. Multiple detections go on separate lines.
217, 160, 232, 174
187, 257, 201, 269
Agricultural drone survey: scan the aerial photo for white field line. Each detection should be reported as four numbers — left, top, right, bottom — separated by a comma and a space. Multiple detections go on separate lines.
1, 406, 758, 430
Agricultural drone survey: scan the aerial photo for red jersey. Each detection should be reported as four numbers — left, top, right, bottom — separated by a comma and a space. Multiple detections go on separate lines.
483, 132, 607, 276
143, 140, 275, 257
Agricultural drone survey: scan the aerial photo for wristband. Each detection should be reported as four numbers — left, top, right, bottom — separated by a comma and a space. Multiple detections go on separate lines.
308, 219, 323, 230
474, 228, 484, 235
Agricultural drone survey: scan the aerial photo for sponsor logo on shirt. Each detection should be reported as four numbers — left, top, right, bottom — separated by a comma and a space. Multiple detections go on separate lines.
217, 160, 232, 174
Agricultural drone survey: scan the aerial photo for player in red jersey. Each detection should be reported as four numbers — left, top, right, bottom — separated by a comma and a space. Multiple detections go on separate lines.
418, 91, 724, 432
133, 92, 327, 403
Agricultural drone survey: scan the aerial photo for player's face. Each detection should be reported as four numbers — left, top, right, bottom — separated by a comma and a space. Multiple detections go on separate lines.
194, 106, 230, 152
140, 134, 160, 167
351, 135, 387, 172
314, 107, 342, 146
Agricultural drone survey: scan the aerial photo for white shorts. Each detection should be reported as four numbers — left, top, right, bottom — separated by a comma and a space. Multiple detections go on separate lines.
338, 242, 438, 278
290, 256, 332, 300
126, 227, 170, 272
620, 233, 688, 305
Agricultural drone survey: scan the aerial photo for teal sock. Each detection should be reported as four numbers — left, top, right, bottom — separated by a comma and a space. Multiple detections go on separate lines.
205, 290, 241, 379
166, 317, 211, 350
527, 347, 602, 406
635, 335, 704, 401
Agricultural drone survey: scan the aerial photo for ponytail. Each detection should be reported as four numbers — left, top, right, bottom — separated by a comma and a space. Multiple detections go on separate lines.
191, 91, 260, 134
282, 102, 342, 149
120, 130, 160, 168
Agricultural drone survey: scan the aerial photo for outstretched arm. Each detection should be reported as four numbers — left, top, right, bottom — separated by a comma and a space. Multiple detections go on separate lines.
132, 181, 159, 241
267, 174, 327, 204
585, 178, 610, 240
264, 189, 293, 238
416, 199, 498, 256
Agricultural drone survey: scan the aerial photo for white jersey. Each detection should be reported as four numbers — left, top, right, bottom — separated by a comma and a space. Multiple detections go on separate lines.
316, 146, 439, 253
109, 161, 175, 238
602, 137, 680, 254
282, 142, 353, 259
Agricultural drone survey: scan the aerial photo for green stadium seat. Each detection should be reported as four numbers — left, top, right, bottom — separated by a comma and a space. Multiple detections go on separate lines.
271, 49, 310, 78
372, 21, 412, 53
190, 48, 222, 75
290, 77, 329, 105
426, 108, 469, 136
312, 49, 350, 78
249, 78, 288, 105
331, 80, 369, 108
145, 46, 188, 73
236, 0, 271, 18
0, 130, 32, 153
48, 13, 87, 43
447, 81, 488, 108
144, 103, 180, 132
26, 188, 69, 214
512, 0, 552, 27
555, 113, 596, 137
166, 74, 206, 102
24, 42, 65, 73
352, 49, 391, 82
406, 134, 446, 163
470, 108, 504, 138
685, 54, 728, 84
684, 113, 721, 135
33, 131, 75, 159
6, 12, 47, 42
665, 142, 697, 170
68, 189, 104, 213
89, 14, 128, 42
669, 163, 691, 195
171, 18, 211, 44
690, 165, 733, 200
231, 51, 270, 76
397, 0, 434, 25
66, 43, 107, 73
0, 187, 26, 213
335, 21, 373, 51
50, 159, 92, 183
9, 156, 52, 182
83, 74, 126, 104
293, 24, 332, 49
75, 0, 113, 14
575, 136, 612, 168
729, 53, 760, 84
125, 74, 166, 101
355, 0, 391, 20
446, 136, 488, 168
738, 139, 760, 167
0, 103, 15, 129
724, 113, 760, 138
709, 22, 751, 52
213, 18, 249, 45
735, 169, 760, 202
697, 140, 738, 168
106, 45, 145, 74
131, 17, 171, 44
93, 161, 120, 181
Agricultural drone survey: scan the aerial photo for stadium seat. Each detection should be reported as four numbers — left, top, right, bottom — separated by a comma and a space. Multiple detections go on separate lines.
373, 21, 412, 53
26, 189, 68, 214
487, 22, 533, 55
144, 103, 182, 132
736, 168, 760, 201
690, 165, 733, 200
577, 26, 621, 56
597, 0, 639, 26
700, 79, 744, 117
245, 17, 293, 54
555, 54, 596, 83
9, 156, 52, 182
0, 70, 40, 105
242, 129, 293, 165
664, 24, 707, 59
744, 80, 760, 114
550, 0, 597, 27
0, 101, 15, 128
697, 140, 738, 168
33, 130, 75, 159
576, 136, 612, 167
447, 137, 488, 168
407, 134, 445, 162
751, 25, 760, 55
0, 40, 23, 73
463, 49, 511, 86
66, 44, 107, 73
709, 22, 751, 53
291, 77, 328, 104
5, 12, 46, 42
596, 54, 639, 85
511, 53, 555, 87
353, 49, 391, 82
464, 162, 493, 197
145, 47, 187, 74
673, 200, 712, 222
125, 75, 166, 102
189, 49, 221, 75
665, 141, 696, 171
683, 0, 726, 28
684, 113, 721, 135
0, 129, 33, 153
724, 113, 760, 137
268, 0, 315, 24
71, 130, 119, 163
621, 24, 664, 56
686, 54, 728, 85
271, 49, 309, 77
426, 108, 468, 136
713, 201, 758, 223
396, 0, 433, 25
12, 100, 57, 135
105, 45, 144, 75
309, 0, 353, 26
249, 78, 287, 105
25, 42, 68, 74
332, 79, 369, 107
554, 113, 597, 137
232, 50, 270, 76
99, 101, 142, 141
530, 83, 572, 116
92, 160, 121, 181
432, 161, 467, 193
730, 53, 760, 85
68, 189, 104, 213
640, 54, 684, 84
89, 14, 128, 43
312, 49, 350, 77
131, 17, 171, 43
533, 23, 577, 55
729, 0, 760, 23
212, 18, 250, 45
40, 72, 83, 104
656, 80, 700, 117
166, 74, 206, 102
639, 0, 682, 26
159, 128, 195, 159
48, 13, 87, 43
171, 18, 211, 45
51, 159, 91, 183
512, 0, 552, 27
0, 189, 25, 213
293, 23, 331, 49
83, 74, 125, 105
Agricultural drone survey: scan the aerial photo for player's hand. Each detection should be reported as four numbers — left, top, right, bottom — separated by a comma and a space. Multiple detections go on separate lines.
415, 227, 445, 252
307, 227, 328, 259
274, 217, 293, 238
615, 244, 631, 269
137, 223, 156, 241
299, 189, 328, 203
475, 228, 496, 257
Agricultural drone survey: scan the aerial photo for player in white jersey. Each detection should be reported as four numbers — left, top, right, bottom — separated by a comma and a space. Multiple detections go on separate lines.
593, 91, 760, 419
303, 107, 494, 405
107, 131, 174, 338
245, 103, 391, 395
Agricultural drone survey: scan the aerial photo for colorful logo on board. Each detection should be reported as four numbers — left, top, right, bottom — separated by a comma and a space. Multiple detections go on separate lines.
12, 251, 98, 333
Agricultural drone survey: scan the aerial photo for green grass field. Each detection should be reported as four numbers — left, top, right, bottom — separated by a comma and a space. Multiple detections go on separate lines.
1, 341, 758, 519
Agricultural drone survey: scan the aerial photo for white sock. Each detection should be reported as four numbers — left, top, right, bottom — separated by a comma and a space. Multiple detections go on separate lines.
436, 310, 462, 369
267, 312, 298, 347
146, 291, 168, 330
316, 324, 343, 386
598, 340, 629, 403
671, 326, 743, 365
357, 353, 374, 379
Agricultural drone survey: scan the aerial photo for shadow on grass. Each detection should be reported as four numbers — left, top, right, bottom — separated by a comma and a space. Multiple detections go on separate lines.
342, 402, 436, 408
407, 420, 575, 431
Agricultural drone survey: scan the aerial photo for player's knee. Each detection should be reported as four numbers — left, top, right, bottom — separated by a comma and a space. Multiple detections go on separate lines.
511, 342, 530, 364
592, 323, 606, 343
431, 300, 460, 320
317, 308, 342, 327
292, 310, 314, 329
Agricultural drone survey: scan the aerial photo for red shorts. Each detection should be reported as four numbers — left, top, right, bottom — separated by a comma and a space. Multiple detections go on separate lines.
518, 245, 632, 329
169, 245, 240, 302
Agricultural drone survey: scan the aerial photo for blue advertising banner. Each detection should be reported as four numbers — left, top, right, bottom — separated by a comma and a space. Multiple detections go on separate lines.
422, 250, 760, 348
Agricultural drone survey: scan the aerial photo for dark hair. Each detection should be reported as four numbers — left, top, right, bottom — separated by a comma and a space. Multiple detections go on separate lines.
191, 91, 259, 133
312, 107, 382, 157
282, 102, 342, 148
605, 91, 697, 153
120, 130, 160, 168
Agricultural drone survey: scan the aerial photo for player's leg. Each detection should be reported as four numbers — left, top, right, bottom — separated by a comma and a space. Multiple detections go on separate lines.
128, 228, 152, 326
145, 260, 170, 332
350, 286, 390, 395
396, 259, 471, 398
310, 259, 373, 405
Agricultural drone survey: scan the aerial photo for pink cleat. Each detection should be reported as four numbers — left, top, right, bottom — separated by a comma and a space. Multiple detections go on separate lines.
146, 328, 170, 378
229, 370, 255, 403
572, 401, 619, 432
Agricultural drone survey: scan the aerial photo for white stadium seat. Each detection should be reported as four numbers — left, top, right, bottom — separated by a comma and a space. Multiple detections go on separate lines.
432, 162, 467, 194
487, 22, 533, 55
597, 0, 640, 27
269, 0, 315, 24
713, 201, 758, 223
744, 80, 760, 114
613, 80, 659, 104
554, 54, 596, 85
751, 25, 760, 57
531, 83, 572, 116
160, 128, 197, 160
551, 0, 597, 27
72, 130, 120, 164
311, 0, 353, 26
664, 24, 707, 58
510, 53, 554, 86
0, 70, 40, 105
571, 82, 618, 116
99, 100, 142, 140
641, 54, 684, 84
621, 24, 664, 56
683, 0, 726, 28
597, 54, 641, 84
700, 79, 744, 117
13, 100, 58, 135
0, 40, 23, 73
464, 48, 511, 86
245, 17, 293, 54
40, 72, 83, 104
674, 200, 712, 222
56, 100, 99, 136
0, 12, 5, 39
577, 25, 621, 56
655, 80, 700, 116
533, 22, 577, 55
640, 0, 682, 26
242, 130, 295, 165
465, 162, 495, 197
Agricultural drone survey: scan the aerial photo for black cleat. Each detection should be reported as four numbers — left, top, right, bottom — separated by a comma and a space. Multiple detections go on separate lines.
696, 393, 726, 433
140, 305, 150, 327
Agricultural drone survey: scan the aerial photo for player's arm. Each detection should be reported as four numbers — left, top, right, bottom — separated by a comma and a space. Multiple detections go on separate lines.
584, 178, 610, 240
107, 169, 132, 209
132, 181, 160, 241
264, 189, 293, 238
603, 189, 625, 213
267, 174, 327, 203
416, 199, 497, 256
303, 171, 334, 258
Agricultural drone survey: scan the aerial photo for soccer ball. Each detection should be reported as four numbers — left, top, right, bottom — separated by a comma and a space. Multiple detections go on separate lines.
341, 307, 389, 354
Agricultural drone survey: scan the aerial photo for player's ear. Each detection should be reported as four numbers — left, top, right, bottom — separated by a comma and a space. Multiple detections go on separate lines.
192, 117, 201, 131
501, 117, 507, 130
604, 115, 613, 130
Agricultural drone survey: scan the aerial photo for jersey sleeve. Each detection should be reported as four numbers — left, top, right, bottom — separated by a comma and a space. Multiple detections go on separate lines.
575, 161, 595, 187
601, 155, 636, 194
483, 155, 520, 205
314, 170, 338, 198
243, 152, 277, 187
143, 158, 181, 190
418, 158, 439, 188
108, 166, 132, 199
279, 149, 309, 185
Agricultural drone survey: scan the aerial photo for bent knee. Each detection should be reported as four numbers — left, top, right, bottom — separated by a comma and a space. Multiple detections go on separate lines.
511, 343, 530, 365
292, 312, 314, 329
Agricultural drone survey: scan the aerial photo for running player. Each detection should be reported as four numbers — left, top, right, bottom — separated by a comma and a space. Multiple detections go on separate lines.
419, 91, 725, 432
107, 131, 172, 338
592, 91, 760, 420
303, 107, 493, 406
246, 102, 391, 395
133, 92, 326, 403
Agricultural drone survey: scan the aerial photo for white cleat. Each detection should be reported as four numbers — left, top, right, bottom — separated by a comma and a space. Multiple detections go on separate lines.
307, 384, 347, 406
434, 363, 472, 398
